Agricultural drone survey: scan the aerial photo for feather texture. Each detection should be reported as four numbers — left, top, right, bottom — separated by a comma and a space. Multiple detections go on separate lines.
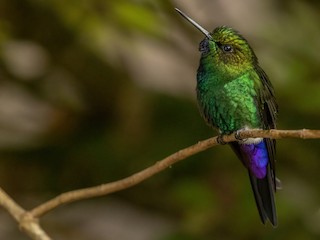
196, 27, 279, 226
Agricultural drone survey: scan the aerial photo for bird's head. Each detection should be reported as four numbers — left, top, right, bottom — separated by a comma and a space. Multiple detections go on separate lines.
175, 8, 258, 74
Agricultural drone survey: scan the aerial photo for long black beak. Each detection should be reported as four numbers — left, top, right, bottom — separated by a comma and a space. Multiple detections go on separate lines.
175, 8, 212, 40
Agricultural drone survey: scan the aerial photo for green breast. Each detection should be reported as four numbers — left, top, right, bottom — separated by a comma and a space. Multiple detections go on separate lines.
197, 72, 261, 134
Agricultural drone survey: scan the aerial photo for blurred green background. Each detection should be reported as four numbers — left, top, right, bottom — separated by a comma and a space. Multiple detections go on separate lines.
0, 0, 320, 239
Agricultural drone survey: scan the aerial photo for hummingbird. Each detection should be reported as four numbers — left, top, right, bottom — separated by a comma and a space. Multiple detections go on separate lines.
175, 8, 279, 226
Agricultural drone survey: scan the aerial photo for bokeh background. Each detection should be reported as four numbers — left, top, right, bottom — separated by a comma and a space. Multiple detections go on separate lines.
0, 0, 320, 239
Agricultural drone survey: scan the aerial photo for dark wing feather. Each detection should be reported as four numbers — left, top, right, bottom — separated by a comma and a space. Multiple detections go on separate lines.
255, 65, 278, 128
255, 65, 278, 226
255, 65, 278, 189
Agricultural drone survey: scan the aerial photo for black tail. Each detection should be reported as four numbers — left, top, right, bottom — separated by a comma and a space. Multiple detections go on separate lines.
230, 141, 277, 226
248, 165, 277, 227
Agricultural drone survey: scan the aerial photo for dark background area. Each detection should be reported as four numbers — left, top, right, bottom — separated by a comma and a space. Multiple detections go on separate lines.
0, 0, 320, 239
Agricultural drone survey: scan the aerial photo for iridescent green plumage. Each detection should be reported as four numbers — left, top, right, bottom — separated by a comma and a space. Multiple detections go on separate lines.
176, 8, 278, 226
196, 27, 276, 134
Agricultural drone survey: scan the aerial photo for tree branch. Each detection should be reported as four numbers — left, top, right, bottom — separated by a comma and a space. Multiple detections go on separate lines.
0, 188, 51, 240
1, 129, 320, 240
30, 129, 320, 218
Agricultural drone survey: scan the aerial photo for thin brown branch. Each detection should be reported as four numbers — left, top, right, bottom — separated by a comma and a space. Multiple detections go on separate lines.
29, 129, 320, 218
0, 188, 25, 222
30, 134, 219, 217
232, 129, 320, 140
0, 188, 51, 240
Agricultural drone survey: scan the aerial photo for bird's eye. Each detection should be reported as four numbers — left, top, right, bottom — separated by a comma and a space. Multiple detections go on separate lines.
222, 44, 233, 53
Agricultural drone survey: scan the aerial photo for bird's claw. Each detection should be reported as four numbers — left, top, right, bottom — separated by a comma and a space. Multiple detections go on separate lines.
217, 135, 226, 145
235, 130, 243, 141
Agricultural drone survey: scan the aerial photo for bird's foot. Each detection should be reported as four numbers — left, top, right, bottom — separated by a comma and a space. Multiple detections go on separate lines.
235, 129, 263, 144
217, 134, 226, 145
235, 130, 243, 141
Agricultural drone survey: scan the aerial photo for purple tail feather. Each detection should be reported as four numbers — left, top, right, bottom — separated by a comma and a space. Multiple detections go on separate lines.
230, 140, 277, 226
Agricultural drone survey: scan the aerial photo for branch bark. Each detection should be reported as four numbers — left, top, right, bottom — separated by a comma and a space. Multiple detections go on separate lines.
1, 129, 320, 240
